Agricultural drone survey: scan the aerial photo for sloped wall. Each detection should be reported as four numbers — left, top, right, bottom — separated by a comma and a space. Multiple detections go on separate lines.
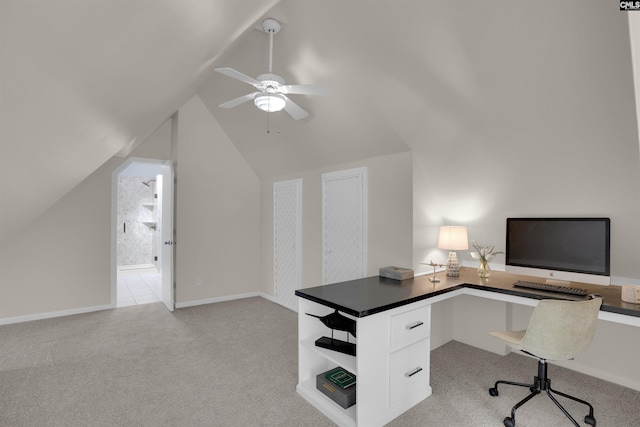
0, 119, 173, 320
412, 1, 640, 284
174, 95, 261, 304
0, 94, 262, 320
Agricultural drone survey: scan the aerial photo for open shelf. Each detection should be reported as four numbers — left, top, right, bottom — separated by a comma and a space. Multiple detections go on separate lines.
297, 378, 357, 427
301, 337, 357, 374
298, 294, 435, 427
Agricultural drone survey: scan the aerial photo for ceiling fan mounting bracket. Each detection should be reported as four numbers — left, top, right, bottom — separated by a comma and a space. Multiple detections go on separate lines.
262, 18, 281, 34
257, 73, 284, 87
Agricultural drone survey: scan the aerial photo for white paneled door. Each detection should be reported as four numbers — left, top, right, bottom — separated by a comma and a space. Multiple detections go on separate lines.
159, 161, 174, 312
274, 179, 302, 311
322, 167, 367, 285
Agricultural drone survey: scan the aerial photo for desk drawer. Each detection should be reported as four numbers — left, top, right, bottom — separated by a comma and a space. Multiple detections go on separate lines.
389, 338, 430, 406
390, 305, 430, 349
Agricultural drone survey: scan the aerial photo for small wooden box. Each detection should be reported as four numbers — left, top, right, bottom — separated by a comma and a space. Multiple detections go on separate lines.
379, 266, 414, 281
316, 370, 356, 409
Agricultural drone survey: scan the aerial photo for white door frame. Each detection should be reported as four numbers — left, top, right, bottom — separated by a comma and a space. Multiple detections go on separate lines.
111, 157, 174, 310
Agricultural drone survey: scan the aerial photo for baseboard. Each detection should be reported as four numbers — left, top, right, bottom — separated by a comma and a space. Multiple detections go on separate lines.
551, 355, 640, 392
175, 291, 299, 313
258, 292, 277, 304
117, 263, 156, 272
1, 292, 293, 325
175, 292, 263, 309
260, 293, 298, 313
504, 347, 640, 392
0, 303, 114, 326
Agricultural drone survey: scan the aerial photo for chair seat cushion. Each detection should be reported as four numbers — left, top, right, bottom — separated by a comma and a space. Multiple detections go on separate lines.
489, 330, 526, 346
488, 298, 602, 360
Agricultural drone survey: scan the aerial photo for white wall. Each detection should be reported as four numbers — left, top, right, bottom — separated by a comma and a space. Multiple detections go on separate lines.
260, 151, 413, 295
410, 2, 640, 392
0, 94, 263, 320
0, 119, 173, 320
0, 157, 118, 318
411, 1, 640, 284
174, 95, 261, 305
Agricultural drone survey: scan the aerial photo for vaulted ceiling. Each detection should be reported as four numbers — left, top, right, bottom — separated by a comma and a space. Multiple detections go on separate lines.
1, 0, 638, 242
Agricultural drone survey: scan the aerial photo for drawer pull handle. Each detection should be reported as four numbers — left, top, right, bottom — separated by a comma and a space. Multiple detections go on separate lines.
405, 367, 423, 378
406, 321, 424, 330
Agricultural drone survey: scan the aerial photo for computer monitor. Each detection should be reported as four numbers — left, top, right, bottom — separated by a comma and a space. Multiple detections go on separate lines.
505, 218, 611, 286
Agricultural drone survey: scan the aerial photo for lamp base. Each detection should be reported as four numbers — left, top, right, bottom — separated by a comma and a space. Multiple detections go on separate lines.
446, 251, 461, 277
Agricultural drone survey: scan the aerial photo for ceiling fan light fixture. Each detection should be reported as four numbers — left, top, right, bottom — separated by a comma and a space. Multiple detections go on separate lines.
254, 93, 286, 112
216, 18, 325, 120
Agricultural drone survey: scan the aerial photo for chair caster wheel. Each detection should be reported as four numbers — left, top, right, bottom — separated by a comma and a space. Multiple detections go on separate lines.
503, 416, 515, 427
489, 387, 499, 397
584, 415, 596, 426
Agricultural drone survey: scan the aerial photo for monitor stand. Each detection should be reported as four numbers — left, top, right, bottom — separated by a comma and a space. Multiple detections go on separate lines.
545, 278, 571, 287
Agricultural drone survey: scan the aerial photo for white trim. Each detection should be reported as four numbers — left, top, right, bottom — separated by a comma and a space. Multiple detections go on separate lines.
175, 292, 262, 309
118, 263, 157, 271
112, 157, 169, 310
494, 345, 640, 391
550, 353, 640, 392
259, 292, 278, 304
261, 292, 299, 313
175, 292, 297, 312
0, 304, 114, 326
1, 294, 293, 325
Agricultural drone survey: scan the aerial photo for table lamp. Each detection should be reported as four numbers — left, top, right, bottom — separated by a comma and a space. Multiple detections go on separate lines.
438, 226, 469, 277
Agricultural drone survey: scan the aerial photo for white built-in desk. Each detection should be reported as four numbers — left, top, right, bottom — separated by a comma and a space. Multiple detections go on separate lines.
295, 268, 640, 427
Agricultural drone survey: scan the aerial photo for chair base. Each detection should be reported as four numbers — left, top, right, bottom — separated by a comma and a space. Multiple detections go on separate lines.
488, 359, 596, 427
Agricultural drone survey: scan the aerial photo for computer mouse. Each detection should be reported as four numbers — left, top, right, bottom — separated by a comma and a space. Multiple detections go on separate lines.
588, 293, 603, 300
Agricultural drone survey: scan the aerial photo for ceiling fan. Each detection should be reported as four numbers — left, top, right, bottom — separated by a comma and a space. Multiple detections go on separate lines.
215, 18, 328, 120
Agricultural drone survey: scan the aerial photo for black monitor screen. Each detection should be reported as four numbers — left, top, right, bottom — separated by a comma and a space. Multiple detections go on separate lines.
506, 218, 610, 276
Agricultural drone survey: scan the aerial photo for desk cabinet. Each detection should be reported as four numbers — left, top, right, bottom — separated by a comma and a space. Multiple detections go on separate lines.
296, 270, 640, 425
297, 297, 432, 427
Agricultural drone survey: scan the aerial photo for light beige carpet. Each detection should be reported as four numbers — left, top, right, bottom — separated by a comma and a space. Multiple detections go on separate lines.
1, 297, 638, 426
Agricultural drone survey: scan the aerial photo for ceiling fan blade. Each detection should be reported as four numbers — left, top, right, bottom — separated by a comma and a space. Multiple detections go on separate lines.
282, 95, 309, 120
215, 67, 261, 87
219, 92, 260, 108
282, 84, 328, 96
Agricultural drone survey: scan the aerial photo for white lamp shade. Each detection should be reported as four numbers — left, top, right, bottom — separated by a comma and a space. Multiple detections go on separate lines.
254, 93, 286, 112
437, 226, 469, 251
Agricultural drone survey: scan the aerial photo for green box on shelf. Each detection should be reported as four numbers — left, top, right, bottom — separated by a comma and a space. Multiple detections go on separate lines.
316, 368, 356, 409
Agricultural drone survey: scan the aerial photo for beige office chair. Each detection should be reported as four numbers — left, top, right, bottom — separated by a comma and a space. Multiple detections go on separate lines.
488, 297, 602, 427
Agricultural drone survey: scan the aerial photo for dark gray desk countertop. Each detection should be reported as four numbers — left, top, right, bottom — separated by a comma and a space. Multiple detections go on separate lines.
295, 268, 640, 319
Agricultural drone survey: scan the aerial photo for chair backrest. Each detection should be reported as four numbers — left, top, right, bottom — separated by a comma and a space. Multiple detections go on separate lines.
519, 298, 602, 360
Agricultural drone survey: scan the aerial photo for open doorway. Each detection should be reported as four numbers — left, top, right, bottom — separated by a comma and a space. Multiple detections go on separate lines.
111, 157, 174, 311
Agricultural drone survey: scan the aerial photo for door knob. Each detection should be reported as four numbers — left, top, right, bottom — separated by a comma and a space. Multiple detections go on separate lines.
164, 241, 174, 246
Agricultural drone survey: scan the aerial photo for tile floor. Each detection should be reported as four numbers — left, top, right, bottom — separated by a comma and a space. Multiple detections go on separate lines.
117, 271, 161, 307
